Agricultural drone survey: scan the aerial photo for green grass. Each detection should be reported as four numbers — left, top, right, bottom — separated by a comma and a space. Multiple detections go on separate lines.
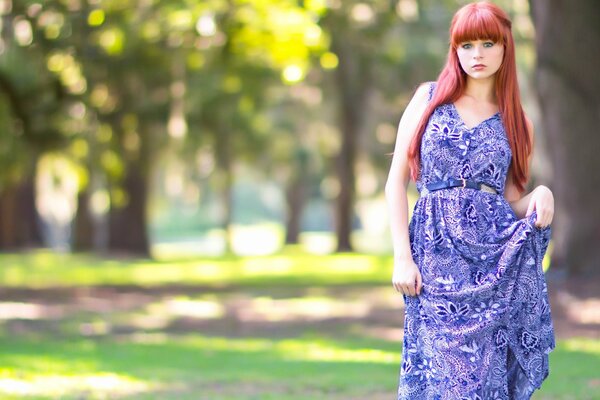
0, 334, 400, 399
0, 248, 393, 288
0, 250, 598, 399
0, 334, 598, 399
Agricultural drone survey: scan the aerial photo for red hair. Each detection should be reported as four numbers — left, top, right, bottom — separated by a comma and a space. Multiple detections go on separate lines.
408, 1, 532, 192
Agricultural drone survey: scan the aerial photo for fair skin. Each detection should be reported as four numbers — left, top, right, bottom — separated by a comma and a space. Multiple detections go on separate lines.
385, 39, 554, 297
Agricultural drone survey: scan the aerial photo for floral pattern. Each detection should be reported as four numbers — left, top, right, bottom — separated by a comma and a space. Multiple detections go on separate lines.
397, 83, 555, 399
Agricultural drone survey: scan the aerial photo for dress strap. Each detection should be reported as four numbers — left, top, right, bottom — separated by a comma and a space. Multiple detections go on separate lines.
427, 81, 437, 102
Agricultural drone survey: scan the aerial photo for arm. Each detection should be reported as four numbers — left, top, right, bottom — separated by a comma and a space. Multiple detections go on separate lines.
384, 83, 431, 296
504, 118, 554, 228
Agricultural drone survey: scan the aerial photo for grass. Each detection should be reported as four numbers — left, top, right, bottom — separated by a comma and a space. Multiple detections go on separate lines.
0, 250, 598, 399
0, 334, 599, 399
0, 334, 401, 399
0, 248, 393, 288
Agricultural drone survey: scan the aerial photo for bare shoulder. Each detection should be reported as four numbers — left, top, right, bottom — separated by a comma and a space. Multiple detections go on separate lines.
391, 82, 434, 154
413, 81, 435, 104
401, 82, 434, 120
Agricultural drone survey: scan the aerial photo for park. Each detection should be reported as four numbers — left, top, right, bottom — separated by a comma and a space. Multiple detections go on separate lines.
0, 0, 599, 399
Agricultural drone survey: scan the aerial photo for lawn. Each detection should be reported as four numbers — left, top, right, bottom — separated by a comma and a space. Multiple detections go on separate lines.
0, 247, 392, 288
0, 250, 598, 399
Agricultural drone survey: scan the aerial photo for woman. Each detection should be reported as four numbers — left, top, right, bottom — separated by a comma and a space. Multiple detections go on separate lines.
384, 2, 555, 399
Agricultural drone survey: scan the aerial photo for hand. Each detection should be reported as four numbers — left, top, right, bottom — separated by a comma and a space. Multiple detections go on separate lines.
526, 185, 554, 228
392, 255, 422, 296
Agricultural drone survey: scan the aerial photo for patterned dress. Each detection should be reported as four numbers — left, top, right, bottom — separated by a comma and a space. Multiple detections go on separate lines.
397, 83, 554, 399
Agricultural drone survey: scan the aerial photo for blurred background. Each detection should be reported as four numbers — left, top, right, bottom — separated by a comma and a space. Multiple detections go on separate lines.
0, 0, 598, 399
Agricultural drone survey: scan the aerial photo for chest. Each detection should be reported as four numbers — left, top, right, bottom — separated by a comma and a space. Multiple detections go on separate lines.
419, 105, 512, 182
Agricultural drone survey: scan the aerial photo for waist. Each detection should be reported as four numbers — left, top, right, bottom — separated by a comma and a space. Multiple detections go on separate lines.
421, 178, 498, 195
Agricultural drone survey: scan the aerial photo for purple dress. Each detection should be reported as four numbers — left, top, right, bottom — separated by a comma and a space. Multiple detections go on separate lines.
397, 83, 554, 399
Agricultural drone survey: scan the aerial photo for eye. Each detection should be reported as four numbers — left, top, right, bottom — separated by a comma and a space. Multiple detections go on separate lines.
461, 43, 472, 49
483, 41, 495, 48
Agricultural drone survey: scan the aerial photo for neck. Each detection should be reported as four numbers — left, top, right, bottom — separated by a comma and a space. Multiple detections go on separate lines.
464, 77, 496, 103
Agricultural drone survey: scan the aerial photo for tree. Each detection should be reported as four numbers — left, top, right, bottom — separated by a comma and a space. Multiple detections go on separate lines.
185, 0, 325, 252
0, 20, 66, 250
529, 0, 600, 276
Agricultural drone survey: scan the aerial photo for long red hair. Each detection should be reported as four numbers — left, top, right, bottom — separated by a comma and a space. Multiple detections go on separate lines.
408, 1, 532, 192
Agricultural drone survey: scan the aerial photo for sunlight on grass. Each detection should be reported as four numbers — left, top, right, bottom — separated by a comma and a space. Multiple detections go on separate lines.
175, 335, 401, 364
299, 232, 336, 254
275, 339, 400, 364
0, 302, 50, 320
0, 244, 557, 289
241, 256, 294, 275
0, 334, 598, 399
144, 297, 226, 320
241, 296, 371, 322
561, 338, 600, 354
0, 374, 155, 398
230, 224, 285, 256
0, 250, 393, 288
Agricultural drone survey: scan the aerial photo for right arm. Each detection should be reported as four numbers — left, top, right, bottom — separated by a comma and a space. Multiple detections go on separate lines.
384, 83, 431, 296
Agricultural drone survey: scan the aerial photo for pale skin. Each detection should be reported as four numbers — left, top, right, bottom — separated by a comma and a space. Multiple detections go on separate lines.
385, 39, 554, 297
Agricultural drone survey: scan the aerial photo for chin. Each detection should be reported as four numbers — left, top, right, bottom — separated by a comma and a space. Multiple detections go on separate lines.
468, 72, 496, 80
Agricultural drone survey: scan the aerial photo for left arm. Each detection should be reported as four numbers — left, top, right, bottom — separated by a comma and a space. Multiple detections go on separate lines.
504, 118, 554, 228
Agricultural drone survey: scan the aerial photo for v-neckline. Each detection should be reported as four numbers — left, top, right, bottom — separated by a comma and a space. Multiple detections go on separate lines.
451, 103, 500, 131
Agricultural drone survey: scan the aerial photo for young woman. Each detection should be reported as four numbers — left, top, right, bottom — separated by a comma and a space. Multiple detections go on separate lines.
384, 2, 555, 399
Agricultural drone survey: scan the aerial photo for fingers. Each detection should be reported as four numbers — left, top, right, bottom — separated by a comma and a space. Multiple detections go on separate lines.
525, 199, 535, 217
391, 259, 421, 296
392, 276, 421, 296
531, 186, 554, 228
534, 205, 554, 228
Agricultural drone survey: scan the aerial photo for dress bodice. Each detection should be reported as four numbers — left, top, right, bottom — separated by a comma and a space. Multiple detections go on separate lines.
417, 98, 512, 195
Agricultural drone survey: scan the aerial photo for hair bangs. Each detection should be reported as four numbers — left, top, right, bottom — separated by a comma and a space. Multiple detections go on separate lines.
450, 7, 505, 48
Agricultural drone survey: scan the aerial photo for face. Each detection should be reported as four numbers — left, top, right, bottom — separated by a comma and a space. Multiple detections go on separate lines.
456, 39, 504, 80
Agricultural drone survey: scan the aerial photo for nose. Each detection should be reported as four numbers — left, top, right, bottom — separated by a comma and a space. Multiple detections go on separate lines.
473, 44, 483, 59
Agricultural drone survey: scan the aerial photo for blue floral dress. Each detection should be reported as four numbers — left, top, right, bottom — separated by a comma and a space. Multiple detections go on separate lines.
397, 83, 554, 399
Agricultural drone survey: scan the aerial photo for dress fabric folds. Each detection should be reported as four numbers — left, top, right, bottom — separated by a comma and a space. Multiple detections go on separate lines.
397, 83, 554, 400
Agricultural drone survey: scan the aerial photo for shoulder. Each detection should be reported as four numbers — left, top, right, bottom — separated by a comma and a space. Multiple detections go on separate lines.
418, 81, 437, 101
408, 81, 436, 110
395, 82, 435, 139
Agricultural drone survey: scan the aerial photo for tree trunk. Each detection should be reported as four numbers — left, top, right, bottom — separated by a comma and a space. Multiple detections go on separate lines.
72, 190, 94, 251
285, 176, 306, 245
0, 177, 43, 249
108, 163, 150, 256
330, 30, 370, 252
222, 170, 233, 254
530, 0, 600, 276
0, 186, 18, 249
284, 149, 310, 245
15, 177, 43, 248
334, 109, 357, 252
215, 126, 234, 254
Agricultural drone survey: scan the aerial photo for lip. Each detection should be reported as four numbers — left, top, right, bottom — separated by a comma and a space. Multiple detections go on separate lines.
472, 64, 486, 69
